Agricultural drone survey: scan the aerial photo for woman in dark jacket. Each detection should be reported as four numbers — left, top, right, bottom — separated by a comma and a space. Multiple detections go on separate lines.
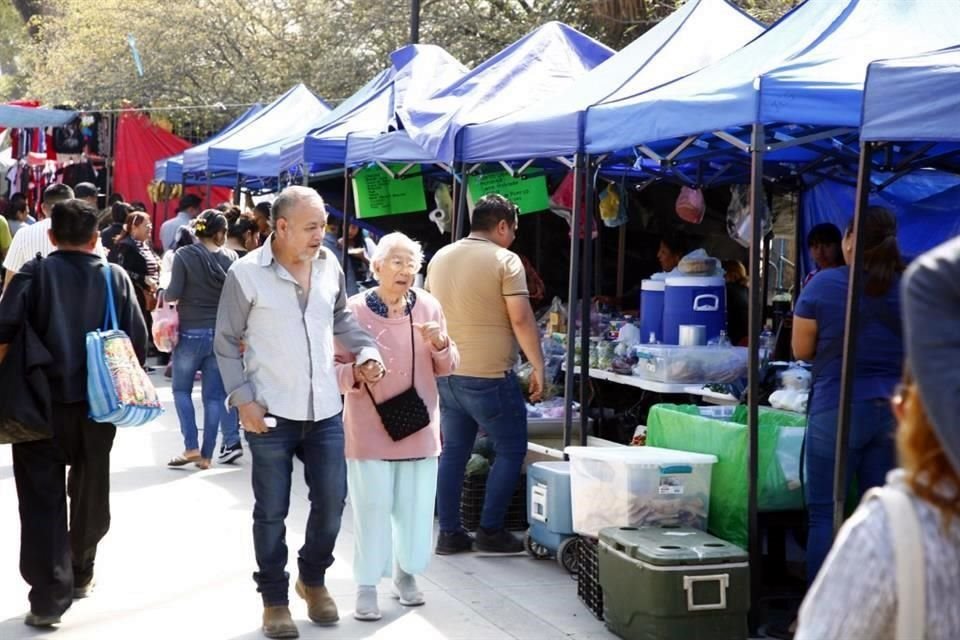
108, 211, 160, 351
164, 210, 240, 470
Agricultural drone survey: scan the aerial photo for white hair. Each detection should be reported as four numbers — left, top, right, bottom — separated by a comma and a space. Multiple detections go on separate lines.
370, 232, 424, 281
271, 186, 325, 223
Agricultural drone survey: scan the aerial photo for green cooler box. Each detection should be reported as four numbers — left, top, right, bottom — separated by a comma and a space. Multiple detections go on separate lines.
598, 526, 748, 640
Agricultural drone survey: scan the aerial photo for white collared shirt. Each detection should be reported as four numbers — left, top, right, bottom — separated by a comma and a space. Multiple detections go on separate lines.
3, 217, 106, 273
214, 237, 381, 422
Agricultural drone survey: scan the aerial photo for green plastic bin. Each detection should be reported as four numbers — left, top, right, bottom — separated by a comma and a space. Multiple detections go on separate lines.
646, 404, 807, 549
598, 526, 749, 640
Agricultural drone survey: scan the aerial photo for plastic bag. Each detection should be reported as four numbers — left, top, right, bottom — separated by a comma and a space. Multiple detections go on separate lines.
678, 248, 722, 277
151, 291, 179, 353
675, 186, 705, 224
599, 182, 629, 228
727, 184, 771, 247
646, 404, 807, 548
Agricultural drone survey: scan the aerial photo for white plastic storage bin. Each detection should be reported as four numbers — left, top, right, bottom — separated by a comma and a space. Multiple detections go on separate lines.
565, 446, 718, 537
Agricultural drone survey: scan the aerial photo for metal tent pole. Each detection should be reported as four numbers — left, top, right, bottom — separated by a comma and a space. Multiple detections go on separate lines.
205, 173, 212, 208
562, 154, 584, 451
454, 161, 469, 241
794, 189, 804, 296
833, 142, 875, 535
746, 123, 765, 632
341, 167, 353, 273
579, 156, 595, 446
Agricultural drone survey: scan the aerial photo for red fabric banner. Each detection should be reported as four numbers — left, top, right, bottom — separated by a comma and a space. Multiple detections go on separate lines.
113, 111, 231, 241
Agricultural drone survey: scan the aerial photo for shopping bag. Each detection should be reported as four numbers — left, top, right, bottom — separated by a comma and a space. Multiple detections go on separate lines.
87, 265, 163, 427
151, 291, 179, 353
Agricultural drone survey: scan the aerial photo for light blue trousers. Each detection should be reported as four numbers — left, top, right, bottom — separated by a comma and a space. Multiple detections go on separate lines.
347, 457, 438, 586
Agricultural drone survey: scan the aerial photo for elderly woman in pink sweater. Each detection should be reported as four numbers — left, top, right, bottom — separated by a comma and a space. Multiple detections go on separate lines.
335, 231, 459, 621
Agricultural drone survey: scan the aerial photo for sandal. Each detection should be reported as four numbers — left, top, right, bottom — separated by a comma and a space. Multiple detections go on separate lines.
168, 452, 201, 467
195, 459, 212, 470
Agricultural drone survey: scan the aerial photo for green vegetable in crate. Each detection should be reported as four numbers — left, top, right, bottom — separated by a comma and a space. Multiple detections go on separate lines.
465, 453, 490, 477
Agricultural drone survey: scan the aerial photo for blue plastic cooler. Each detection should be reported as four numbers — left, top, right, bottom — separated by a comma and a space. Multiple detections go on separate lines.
639, 279, 665, 344
525, 461, 578, 572
662, 275, 726, 345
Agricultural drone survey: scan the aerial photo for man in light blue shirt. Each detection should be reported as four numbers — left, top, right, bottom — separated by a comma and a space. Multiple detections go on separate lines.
158, 194, 202, 251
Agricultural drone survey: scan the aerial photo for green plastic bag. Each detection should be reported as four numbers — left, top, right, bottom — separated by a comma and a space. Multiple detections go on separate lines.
647, 404, 806, 548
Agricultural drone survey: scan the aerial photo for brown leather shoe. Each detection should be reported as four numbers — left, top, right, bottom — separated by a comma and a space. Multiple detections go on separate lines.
262, 606, 299, 639
295, 579, 339, 625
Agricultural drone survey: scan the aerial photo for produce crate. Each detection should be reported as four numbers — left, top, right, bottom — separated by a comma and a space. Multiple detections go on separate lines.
576, 536, 604, 619
461, 472, 527, 532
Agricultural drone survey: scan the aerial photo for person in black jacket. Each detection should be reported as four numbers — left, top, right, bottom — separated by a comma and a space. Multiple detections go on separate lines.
0, 199, 147, 629
108, 211, 160, 358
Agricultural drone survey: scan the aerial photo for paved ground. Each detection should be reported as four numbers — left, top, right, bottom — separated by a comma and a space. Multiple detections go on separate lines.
0, 373, 613, 640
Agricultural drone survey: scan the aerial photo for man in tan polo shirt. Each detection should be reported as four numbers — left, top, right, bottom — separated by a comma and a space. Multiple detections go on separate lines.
426, 193, 544, 555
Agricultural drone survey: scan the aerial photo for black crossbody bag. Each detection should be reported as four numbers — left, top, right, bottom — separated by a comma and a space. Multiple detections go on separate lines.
365, 306, 431, 441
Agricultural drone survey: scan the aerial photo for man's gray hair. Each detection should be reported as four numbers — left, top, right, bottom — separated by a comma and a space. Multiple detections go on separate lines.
271, 186, 325, 224
370, 232, 424, 281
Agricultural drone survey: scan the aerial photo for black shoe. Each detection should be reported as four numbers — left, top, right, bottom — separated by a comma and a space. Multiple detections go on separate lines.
217, 442, 243, 464
73, 577, 95, 599
435, 529, 474, 555
24, 612, 61, 627
475, 527, 524, 553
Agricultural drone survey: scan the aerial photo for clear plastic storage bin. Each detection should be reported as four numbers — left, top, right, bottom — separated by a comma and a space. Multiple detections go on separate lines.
565, 446, 718, 537
631, 345, 747, 384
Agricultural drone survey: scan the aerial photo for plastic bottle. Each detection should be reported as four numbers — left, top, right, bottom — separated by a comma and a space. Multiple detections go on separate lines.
759, 321, 776, 367
708, 329, 732, 347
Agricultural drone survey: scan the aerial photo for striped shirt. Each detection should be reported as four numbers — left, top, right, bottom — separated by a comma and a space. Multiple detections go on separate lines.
2, 218, 105, 273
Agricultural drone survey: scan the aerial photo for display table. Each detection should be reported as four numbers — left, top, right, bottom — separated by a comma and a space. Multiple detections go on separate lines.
646, 404, 807, 549
568, 365, 691, 394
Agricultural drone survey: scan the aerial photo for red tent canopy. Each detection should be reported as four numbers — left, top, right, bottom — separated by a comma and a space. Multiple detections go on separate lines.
113, 111, 231, 241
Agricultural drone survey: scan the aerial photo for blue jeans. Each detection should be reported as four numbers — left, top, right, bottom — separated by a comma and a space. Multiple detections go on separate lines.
437, 372, 528, 532
171, 328, 240, 460
805, 399, 896, 585
245, 413, 347, 606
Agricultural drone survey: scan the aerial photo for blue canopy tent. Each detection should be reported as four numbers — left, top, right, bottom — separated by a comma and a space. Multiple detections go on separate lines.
459, 0, 764, 163
827, 47, 960, 549
346, 21, 613, 172
569, 1, 960, 617
398, 21, 613, 167
154, 103, 264, 185
584, 0, 960, 184
181, 84, 330, 186
241, 45, 467, 180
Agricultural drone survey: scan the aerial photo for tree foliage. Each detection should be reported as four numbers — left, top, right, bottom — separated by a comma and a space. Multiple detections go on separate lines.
7, 0, 799, 127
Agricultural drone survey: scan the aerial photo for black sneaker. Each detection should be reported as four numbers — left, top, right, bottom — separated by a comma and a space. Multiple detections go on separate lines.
435, 530, 474, 555
475, 528, 524, 554
217, 442, 243, 464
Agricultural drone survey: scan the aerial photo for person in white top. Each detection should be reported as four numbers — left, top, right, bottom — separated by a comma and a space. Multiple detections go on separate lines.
159, 194, 202, 252
3, 184, 76, 289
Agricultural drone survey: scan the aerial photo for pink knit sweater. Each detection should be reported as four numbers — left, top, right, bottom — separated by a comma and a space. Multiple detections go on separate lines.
335, 289, 459, 460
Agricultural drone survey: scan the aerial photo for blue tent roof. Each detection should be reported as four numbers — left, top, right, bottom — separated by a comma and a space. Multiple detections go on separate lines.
0, 104, 77, 128
344, 129, 438, 167
240, 45, 466, 177
398, 21, 614, 164
861, 46, 960, 142
182, 84, 330, 175
460, 0, 764, 162
585, 0, 960, 154
154, 103, 264, 184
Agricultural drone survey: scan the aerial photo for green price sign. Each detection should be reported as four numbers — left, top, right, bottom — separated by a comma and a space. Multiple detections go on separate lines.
352, 164, 427, 219
466, 170, 550, 216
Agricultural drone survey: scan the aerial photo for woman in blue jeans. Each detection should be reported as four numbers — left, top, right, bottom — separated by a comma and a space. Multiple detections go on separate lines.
792, 206, 905, 586
164, 210, 240, 469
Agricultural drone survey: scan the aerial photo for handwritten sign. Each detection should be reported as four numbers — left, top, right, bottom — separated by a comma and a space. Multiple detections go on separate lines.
352, 164, 427, 219
467, 170, 550, 216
